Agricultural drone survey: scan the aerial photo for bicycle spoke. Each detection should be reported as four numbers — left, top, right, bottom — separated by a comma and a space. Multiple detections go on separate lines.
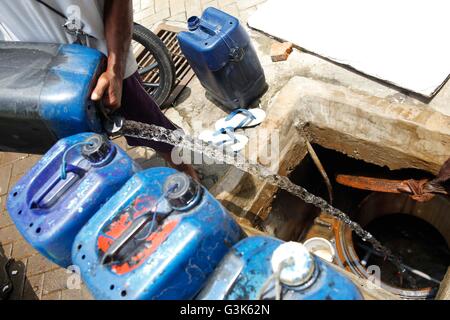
143, 82, 160, 88
132, 23, 176, 107
138, 62, 159, 76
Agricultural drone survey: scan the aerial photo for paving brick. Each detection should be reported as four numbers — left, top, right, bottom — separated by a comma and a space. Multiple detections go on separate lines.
170, 0, 186, 15
133, 0, 141, 12
239, 6, 258, 22
0, 164, 12, 196
0, 152, 28, 167
61, 288, 89, 300
42, 290, 62, 300
42, 268, 71, 295
271, 41, 293, 62
134, 6, 156, 22
141, 0, 155, 10
0, 209, 13, 229
1, 242, 13, 257
80, 284, 94, 300
170, 11, 187, 22
217, 0, 235, 8
0, 225, 22, 245
155, 0, 170, 12
7, 174, 23, 193
202, 0, 219, 10
0, 194, 6, 213
139, 8, 171, 28
133, 0, 267, 28
12, 240, 38, 260
26, 254, 59, 276
61, 283, 94, 300
221, 3, 239, 18
185, 0, 202, 17
236, 0, 264, 11
10, 155, 40, 178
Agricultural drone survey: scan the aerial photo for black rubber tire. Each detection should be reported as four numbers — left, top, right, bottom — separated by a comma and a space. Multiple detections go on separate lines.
132, 23, 175, 108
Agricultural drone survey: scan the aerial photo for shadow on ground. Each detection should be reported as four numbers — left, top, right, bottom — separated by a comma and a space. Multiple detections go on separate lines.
1, 244, 38, 300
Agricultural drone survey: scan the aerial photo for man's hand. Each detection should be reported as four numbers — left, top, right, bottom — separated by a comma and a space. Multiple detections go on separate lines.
91, 0, 133, 110
91, 70, 123, 110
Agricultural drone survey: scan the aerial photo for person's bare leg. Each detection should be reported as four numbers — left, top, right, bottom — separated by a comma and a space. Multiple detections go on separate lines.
161, 152, 200, 182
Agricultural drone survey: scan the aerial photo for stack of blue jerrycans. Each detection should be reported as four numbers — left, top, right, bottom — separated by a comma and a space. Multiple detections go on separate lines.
178, 7, 268, 110
198, 236, 363, 300
71, 167, 243, 300
7, 133, 140, 267
6, 135, 361, 301
7, 132, 244, 300
0, 42, 106, 154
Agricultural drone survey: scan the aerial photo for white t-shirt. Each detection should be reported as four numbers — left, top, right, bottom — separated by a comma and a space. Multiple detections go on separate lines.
0, 0, 138, 79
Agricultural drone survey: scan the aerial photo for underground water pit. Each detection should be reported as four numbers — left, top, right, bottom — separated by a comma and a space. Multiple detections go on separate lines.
251, 144, 448, 299
335, 193, 450, 300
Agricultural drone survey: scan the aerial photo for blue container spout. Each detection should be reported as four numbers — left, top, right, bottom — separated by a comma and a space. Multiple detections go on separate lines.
188, 16, 201, 31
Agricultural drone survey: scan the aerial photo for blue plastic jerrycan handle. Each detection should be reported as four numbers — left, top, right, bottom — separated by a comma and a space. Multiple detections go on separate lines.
30, 167, 86, 210
187, 16, 244, 62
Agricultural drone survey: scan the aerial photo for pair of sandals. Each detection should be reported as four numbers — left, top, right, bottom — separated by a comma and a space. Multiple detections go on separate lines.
199, 108, 267, 153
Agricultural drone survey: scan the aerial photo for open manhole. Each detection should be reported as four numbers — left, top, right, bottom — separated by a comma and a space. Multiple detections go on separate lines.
248, 144, 449, 299
336, 193, 450, 299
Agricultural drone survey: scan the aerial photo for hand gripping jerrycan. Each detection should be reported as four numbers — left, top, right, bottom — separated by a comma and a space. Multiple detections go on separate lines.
0, 42, 106, 154
6, 133, 140, 267
177, 7, 267, 110
72, 168, 244, 300
198, 236, 363, 300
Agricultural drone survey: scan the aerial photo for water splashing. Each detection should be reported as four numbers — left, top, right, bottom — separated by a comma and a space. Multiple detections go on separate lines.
122, 120, 416, 286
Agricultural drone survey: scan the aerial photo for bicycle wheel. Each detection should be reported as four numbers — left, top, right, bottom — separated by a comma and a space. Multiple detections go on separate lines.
132, 23, 175, 108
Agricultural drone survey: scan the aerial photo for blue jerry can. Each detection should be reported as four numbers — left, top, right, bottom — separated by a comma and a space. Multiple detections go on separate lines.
72, 168, 243, 300
177, 7, 267, 110
0, 42, 106, 154
198, 236, 363, 300
6, 133, 139, 267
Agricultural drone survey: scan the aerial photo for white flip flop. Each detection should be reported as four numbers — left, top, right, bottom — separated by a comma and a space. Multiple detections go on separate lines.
198, 128, 249, 153
215, 108, 266, 131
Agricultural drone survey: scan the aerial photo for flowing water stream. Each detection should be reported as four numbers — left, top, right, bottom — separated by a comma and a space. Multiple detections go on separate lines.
122, 120, 416, 287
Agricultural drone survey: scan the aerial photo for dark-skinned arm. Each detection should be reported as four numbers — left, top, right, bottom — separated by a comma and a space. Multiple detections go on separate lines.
91, 0, 133, 110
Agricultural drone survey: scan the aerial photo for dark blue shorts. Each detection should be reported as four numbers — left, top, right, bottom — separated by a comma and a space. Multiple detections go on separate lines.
120, 71, 177, 154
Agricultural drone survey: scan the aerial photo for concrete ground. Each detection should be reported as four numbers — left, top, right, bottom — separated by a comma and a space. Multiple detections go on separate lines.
1, 0, 448, 300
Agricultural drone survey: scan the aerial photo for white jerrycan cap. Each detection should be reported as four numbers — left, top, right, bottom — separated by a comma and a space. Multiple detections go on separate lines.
271, 241, 315, 287
303, 237, 336, 263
